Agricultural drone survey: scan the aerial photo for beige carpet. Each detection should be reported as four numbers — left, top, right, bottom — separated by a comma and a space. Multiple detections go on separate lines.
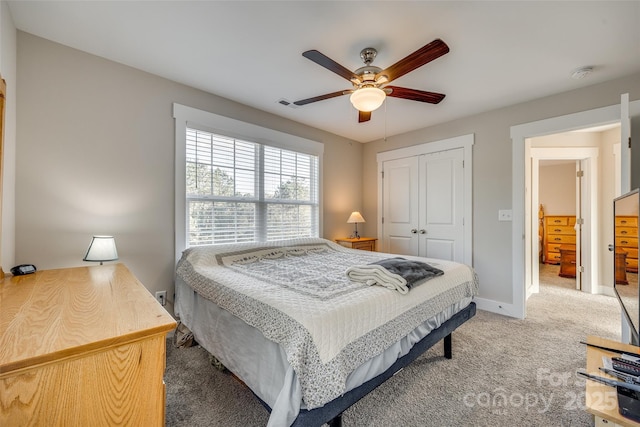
165, 263, 621, 426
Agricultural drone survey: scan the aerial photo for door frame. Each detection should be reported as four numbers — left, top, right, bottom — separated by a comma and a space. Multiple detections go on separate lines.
376, 133, 474, 266
511, 102, 631, 319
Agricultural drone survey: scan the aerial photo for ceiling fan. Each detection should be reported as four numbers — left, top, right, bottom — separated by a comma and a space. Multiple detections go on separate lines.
293, 39, 449, 123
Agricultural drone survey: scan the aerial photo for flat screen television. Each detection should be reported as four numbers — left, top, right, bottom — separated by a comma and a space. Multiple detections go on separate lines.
614, 189, 640, 346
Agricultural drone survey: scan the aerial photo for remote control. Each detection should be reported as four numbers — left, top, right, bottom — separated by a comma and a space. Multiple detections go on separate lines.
612, 357, 640, 376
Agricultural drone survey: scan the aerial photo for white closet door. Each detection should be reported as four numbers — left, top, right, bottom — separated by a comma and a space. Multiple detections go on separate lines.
418, 148, 465, 261
381, 156, 419, 255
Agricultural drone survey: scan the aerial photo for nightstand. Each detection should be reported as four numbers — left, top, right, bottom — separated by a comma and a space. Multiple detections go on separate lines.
335, 237, 377, 251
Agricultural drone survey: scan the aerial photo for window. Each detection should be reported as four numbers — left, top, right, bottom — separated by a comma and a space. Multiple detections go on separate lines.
183, 125, 319, 247
174, 104, 323, 255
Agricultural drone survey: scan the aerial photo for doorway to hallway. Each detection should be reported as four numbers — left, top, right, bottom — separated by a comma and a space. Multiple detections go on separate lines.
528, 126, 620, 301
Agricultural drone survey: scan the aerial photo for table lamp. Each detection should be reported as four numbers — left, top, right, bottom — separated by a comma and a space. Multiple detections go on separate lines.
83, 235, 119, 265
347, 211, 365, 239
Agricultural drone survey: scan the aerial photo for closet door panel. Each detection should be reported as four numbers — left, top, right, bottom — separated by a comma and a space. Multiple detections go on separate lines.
382, 157, 419, 255
418, 148, 465, 262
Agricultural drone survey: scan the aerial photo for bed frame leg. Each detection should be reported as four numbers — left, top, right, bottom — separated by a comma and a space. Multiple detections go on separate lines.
444, 334, 452, 359
328, 414, 343, 427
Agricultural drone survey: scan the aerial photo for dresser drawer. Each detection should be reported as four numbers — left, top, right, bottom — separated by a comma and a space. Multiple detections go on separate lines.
547, 243, 561, 253
335, 237, 377, 251
351, 240, 375, 251
547, 235, 576, 244
547, 243, 574, 253
626, 257, 639, 271
616, 216, 638, 227
623, 247, 639, 259
616, 227, 638, 238
546, 217, 568, 226
616, 237, 639, 248
546, 252, 562, 263
547, 225, 575, 235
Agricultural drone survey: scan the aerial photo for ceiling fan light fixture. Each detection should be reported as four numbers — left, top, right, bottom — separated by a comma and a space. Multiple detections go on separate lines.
350, 87, 386, 112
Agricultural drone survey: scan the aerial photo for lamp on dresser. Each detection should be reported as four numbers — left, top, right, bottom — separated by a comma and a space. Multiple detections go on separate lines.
83, 235, 119, 265
347, 211, 366, 239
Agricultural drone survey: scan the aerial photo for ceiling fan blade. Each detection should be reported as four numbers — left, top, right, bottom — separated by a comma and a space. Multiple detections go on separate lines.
293, 90, 349, 106
377, 39, 449, 83
386, 86, 446, 104
358, 110, 371, 123
302, 50, 359, 82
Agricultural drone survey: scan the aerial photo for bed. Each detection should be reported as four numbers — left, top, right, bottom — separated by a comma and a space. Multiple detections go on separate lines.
174, 237, 478, 426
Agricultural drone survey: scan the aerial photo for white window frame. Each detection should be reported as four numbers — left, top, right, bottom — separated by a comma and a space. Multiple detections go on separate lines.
173, 103, 324, 262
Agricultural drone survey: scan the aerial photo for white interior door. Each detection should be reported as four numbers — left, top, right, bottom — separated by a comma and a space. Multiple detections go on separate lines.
382, 156, 419, 255
418, 148, 465, 261
575, 160, 583, 291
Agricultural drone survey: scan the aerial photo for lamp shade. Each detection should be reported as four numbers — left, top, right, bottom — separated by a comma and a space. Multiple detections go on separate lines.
83, 235, 118, 263
349, 87, 385, 112
347, 211, 366, 224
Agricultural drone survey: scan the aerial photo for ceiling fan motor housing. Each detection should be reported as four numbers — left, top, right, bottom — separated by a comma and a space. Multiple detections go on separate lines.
360, 47, 377, 65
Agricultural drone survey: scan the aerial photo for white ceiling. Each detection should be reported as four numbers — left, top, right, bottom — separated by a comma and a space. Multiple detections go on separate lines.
7, 1, 640, 143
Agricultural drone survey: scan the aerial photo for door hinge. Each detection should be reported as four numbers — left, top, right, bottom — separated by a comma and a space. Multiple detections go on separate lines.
629, 136, 632, 149
382, 217, 384, 224
381, 171, 384, 179
579, 266, 585, 273
576, 170, 584, 178
576, 218, 584, 225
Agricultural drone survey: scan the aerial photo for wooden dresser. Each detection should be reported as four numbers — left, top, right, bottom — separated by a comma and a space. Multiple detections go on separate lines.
0, 264, 177, 426
616, 215, 639, 273
335, 237, 377, 251
543, 215, 576, 264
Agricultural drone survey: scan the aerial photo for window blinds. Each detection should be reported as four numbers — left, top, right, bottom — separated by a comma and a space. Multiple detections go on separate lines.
186, 128, 319, 246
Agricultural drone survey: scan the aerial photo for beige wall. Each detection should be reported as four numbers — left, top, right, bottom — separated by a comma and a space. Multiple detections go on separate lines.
15, 32, 362, 310
363, 72, 640, 304
539, 163, 576, 215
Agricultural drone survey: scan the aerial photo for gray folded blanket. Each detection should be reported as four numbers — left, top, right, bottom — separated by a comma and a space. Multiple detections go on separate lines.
371, 257, 444, 289
346, 257, 444, 294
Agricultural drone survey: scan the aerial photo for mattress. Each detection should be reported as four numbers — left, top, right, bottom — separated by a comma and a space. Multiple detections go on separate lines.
174, 238, 478, 426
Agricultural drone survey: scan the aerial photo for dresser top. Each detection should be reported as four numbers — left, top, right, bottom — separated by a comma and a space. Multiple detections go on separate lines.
0, 263, 176, 374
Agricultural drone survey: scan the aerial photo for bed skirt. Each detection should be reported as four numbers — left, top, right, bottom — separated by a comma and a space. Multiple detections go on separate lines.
263, 301, 477, 427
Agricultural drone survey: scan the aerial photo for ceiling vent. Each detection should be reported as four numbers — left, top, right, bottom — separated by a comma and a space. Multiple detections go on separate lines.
277, 98, 298, 108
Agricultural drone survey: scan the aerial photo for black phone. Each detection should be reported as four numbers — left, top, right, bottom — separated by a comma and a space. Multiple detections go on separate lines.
10, 264, 37, 275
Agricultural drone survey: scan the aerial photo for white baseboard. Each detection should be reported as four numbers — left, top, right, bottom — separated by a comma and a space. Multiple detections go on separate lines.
476, 285, 618, 321
473, 297, 523, 319
598, 285, 616, 297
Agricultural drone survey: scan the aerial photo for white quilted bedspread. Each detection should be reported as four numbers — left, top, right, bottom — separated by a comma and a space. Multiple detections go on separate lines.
175, 237, 478, 409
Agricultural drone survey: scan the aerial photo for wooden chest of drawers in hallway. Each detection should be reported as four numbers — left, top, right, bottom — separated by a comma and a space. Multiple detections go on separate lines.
544, 215, 576, 264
